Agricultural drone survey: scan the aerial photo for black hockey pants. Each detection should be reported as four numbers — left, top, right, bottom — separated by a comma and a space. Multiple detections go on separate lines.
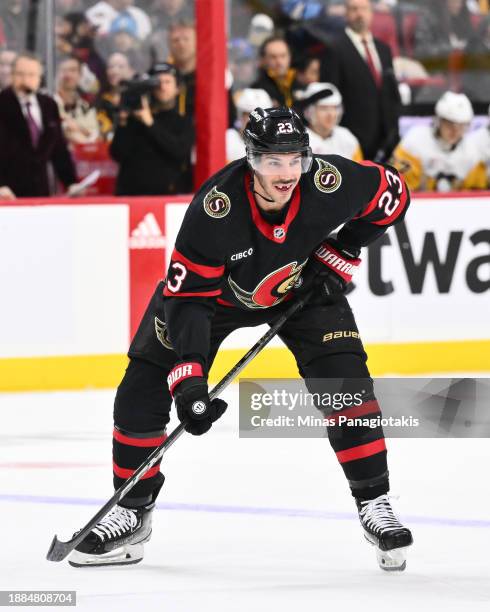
113, 282, 389, 506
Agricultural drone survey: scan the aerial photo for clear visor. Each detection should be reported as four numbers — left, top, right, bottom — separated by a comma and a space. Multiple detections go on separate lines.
247, 150, 313, 176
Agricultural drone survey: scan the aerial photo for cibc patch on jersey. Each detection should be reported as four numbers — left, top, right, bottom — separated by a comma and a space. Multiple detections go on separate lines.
314, 158, 342, 193
203, 186, 231, 218
228, 260, 307, 309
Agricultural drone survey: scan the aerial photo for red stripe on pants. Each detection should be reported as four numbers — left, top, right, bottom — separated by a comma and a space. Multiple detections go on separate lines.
113, 428, 168, 447
112, 461, 161, 480
336, 439, 386, 464
330, 400, 381, 424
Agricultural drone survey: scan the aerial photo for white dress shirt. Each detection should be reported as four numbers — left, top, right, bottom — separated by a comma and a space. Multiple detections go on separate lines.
345, 27, 382, 74
16, 92, 43, 131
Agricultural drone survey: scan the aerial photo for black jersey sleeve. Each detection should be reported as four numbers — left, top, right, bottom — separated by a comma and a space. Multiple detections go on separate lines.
336, 159, 411, 248
163, 199, 227, 369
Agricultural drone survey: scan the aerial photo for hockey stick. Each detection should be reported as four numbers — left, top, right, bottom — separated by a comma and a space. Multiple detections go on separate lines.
46, 291, 312, 562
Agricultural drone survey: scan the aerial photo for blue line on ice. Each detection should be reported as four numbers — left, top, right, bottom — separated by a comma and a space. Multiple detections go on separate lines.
1, 493, 489, 528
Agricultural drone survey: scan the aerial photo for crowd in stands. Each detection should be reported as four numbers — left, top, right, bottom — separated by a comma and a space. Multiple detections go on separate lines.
0, 0, 489, 199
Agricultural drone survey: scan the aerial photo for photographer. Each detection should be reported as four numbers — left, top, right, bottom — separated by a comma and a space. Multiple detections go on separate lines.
109, 62, 193, 195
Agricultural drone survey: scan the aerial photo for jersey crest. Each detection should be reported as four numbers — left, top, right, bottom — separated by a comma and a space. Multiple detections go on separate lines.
314, 158, 342, 194
228, 260, 307, 309
203, 186, 231, 218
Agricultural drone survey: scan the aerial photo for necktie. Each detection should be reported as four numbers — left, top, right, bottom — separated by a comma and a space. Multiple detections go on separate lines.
25, 101, 41, 148
362, 38, 381, 88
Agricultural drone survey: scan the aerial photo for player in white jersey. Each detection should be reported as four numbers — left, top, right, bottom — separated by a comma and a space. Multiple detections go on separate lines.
391, 91, 487, 192
302, 82, 363, 162
226, 88, 272, 162
466, 105, 490, 188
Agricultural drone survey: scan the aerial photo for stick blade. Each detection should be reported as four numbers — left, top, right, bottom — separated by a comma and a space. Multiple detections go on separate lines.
46, 535, 75, 562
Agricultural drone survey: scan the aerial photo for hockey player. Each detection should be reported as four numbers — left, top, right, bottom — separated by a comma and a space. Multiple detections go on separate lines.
69, 107, 413, 571
226, 88, 273, 162
302, 82, 363, 162
391, 91, 486, 192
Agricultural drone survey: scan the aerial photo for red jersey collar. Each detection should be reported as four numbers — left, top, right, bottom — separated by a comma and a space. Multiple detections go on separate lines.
244, 172, 301, 244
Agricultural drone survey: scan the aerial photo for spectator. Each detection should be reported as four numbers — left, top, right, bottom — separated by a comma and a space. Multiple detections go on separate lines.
463, 15, 490, 104
226, 88, 272, 163
320, 0, 401, 160
293, 56, 321, 92
0, 53, 78, 199
55, 56, 100, 144
0, 0, 27, 52
96, 51, 134, 140
168, 19, 196, 117
110, 62, 193, 195
279, 0, 327, 22
251, 36, 300, 107
0, 49, 17, 91
86, 0, 151, 40
147, 1, 193, 63
56, 12, 106, 96
391, 91, 486, 191
279, 0, 346, 32
302, 82, 363, 160
466, 105, 490, 187
99, 22, 151, 73
150, 0, 193, 30
414, 0, 475, 69
228, 38, 257, 90
248, 13, 274, 48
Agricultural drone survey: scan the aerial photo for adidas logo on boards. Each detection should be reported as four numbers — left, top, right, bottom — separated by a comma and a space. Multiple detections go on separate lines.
129, 213, 166, 249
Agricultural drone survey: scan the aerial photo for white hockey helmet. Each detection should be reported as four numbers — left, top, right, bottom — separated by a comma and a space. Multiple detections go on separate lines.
302, 82, 343, 108
236, 88, 273, 114
435, 91, 474, 124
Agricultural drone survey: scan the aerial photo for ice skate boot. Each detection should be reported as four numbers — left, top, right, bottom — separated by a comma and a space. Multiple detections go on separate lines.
68, 502, 154, 567
357, 494, 413, 572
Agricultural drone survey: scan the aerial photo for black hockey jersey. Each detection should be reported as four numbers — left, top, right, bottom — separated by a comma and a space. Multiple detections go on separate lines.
163, 155, 410, 363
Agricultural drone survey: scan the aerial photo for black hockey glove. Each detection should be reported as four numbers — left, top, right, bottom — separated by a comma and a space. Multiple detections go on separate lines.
167, 361, 228, 436
295, 239, 361, 303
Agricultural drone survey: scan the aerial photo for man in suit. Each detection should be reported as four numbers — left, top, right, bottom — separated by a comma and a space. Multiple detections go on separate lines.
320, 0, 401, 161
0, 53, 78, 199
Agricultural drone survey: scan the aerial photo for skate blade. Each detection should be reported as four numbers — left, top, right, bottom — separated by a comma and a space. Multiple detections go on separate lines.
363, 531, 410, 572
68, 543, 144, 568
376, 546, 409, 572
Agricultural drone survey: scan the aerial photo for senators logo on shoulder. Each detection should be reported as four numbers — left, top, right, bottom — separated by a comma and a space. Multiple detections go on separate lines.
314, 158, 342, 193
203, 186, 231, 218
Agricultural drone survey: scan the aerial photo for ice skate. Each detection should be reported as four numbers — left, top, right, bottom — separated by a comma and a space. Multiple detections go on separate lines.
68, 503, 154, 568
357, 494, 413, 572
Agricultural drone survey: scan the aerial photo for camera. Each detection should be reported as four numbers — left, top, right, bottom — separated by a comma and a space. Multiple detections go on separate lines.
119, 75, 160, 111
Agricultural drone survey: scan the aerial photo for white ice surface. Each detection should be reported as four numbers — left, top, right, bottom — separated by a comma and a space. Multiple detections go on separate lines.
1, 387, 489, 612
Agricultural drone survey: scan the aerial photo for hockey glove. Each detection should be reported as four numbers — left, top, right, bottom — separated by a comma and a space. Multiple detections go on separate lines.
167, 362, 228, 436
296, 239, 361, 303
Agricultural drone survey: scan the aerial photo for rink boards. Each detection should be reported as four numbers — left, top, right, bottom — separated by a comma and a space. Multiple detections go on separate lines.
0, 192, 489, 391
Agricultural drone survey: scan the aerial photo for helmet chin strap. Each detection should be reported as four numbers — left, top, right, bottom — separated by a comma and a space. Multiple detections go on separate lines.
252, 172, 275, 203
